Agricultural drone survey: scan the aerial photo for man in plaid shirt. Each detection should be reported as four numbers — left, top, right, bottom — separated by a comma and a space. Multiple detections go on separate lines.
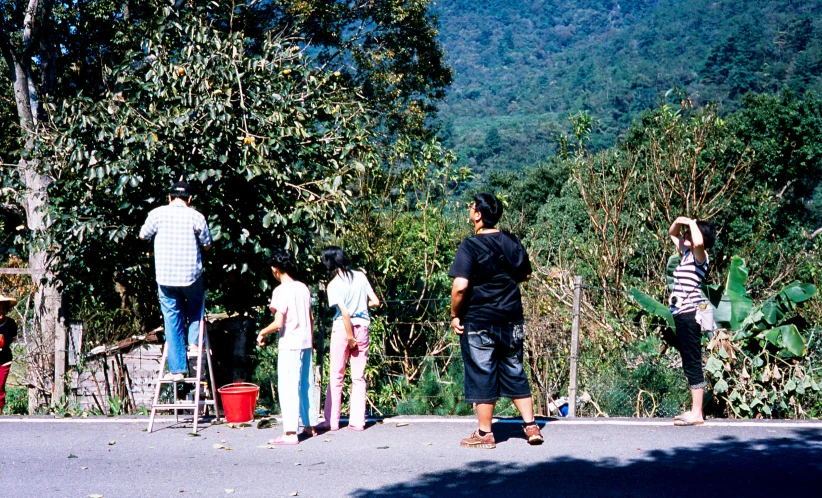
140, 181, 212, 380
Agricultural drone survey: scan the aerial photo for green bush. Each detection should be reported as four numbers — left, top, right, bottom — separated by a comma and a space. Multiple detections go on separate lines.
579, 336, 690, 418
394, 357, 473, 416
2, 385, 28, 415
252, 346, 281, 415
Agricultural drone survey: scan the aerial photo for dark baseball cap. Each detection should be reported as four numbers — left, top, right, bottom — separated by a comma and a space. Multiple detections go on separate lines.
170, 180, 193, 197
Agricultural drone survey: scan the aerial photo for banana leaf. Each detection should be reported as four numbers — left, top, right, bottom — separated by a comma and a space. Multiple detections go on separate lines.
629, 288, 675, 330
757, 282, 817, 326
715, 256, 752, 331
779, 281, 817, 304
758, 324, 806, 357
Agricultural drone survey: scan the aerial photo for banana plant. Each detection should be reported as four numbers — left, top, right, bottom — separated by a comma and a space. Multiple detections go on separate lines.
630, 255, 816, 356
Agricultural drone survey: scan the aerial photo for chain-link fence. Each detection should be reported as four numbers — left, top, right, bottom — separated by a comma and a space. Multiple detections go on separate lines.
348, 280, 698, 419
569, 279, 692, 418
7, 274, 798, 419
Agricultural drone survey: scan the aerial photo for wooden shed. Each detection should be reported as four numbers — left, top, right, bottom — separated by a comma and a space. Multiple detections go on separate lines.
68, 313, 256, 414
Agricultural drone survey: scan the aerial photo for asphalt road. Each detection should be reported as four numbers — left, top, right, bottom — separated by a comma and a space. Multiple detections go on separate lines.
2, 416, 821, 497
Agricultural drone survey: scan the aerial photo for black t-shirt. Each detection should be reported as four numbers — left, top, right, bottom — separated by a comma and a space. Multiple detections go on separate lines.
0, 317, 18, 365
448, 231, 532, 325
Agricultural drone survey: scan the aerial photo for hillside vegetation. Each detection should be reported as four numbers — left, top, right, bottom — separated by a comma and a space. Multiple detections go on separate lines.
434, 0, 822, 173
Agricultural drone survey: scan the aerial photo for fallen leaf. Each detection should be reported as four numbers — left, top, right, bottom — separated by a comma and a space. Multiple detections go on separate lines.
212, 443, 224, 449
395, 423, 409, 427
228, 423, 237, 429
239, 423, 252, 428
89, 494, 103, 498
68, 454, 79, 459
294, 463, 301, 466
256, 419, 274, 430
81, 467, 88, 470
108, 441, 116, 446
224, 489, 234, 494
256, 445, 275, 449
224, 447, 233, 451
637, 448, 642, 451
220, 440, 226, 443
322, 439, 331, 442
421, 442, 432, 446
290, 493, 299, 496
376, 446, 389, 450
187, 432, 201, 437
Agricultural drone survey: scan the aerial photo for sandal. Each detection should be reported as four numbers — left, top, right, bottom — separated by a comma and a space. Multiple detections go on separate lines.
315, 422, 339, 432
269, 435, 299, 445
674, 415, 704, 426
301, 426, 316, 438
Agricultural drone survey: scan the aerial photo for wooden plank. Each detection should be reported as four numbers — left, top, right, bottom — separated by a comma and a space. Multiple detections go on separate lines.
0, 268, 43, 275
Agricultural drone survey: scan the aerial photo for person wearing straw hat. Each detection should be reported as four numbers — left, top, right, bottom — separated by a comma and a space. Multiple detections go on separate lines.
140, 180, 212, 381
0, 293, 18, 413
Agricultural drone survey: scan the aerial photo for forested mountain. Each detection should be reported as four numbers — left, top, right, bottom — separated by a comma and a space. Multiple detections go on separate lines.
434, 0, 822, 174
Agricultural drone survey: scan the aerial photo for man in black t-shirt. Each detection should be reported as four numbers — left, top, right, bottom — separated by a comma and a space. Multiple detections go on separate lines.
449, 193, 544, 449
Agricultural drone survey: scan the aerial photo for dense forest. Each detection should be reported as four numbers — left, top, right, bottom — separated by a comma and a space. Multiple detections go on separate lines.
434, 0, 822, 174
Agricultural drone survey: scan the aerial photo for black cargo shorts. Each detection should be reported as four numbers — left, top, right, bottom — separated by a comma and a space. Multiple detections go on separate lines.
460, 321, 532, 403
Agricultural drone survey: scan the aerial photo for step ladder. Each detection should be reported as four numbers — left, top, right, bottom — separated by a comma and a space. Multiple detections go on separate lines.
148, 296, 220, 433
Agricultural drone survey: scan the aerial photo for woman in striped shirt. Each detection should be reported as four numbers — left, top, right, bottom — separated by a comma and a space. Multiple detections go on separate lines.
667, 216, 716, 426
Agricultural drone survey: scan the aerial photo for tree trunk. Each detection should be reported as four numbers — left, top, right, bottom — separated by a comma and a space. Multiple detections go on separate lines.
20, 149, 65, 411
4, 52, 64, 411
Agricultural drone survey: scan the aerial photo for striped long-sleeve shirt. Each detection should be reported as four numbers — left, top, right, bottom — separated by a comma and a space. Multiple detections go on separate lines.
671, 249, 708, 315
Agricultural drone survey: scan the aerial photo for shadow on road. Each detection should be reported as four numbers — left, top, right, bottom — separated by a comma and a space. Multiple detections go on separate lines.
351, 428, 822, 497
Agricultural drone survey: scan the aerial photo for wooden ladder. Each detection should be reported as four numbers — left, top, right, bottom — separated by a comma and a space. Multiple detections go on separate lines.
147, 297, 220, 433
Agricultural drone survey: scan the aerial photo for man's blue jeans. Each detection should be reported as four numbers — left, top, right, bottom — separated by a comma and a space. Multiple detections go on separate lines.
158, 277, 205, 374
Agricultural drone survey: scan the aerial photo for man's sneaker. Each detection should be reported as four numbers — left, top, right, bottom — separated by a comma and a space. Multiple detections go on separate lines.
460, 430, 496, 449
523, 423, 544, 445
163, 372, 185, 382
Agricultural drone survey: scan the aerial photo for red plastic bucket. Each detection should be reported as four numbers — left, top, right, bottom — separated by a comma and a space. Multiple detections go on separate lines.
218, 382, 259, 423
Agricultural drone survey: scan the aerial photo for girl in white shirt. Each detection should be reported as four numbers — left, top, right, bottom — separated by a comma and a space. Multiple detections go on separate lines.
316, 246, 380, 432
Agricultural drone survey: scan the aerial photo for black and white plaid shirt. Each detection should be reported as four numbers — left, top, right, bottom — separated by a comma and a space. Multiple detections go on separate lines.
140, 204, 212, 287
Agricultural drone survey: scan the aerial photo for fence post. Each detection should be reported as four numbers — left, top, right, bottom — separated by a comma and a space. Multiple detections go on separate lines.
568, 276, 582, 418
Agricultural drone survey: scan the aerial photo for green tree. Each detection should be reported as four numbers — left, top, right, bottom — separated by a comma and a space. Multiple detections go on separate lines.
0, 0, 452, 410
31, 1, 453, 317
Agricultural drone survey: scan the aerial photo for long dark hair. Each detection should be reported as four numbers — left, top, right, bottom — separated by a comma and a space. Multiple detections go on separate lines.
321, 246, 353, 279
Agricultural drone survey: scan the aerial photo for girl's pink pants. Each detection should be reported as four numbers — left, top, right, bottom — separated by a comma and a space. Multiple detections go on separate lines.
323, 323, 369, 428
